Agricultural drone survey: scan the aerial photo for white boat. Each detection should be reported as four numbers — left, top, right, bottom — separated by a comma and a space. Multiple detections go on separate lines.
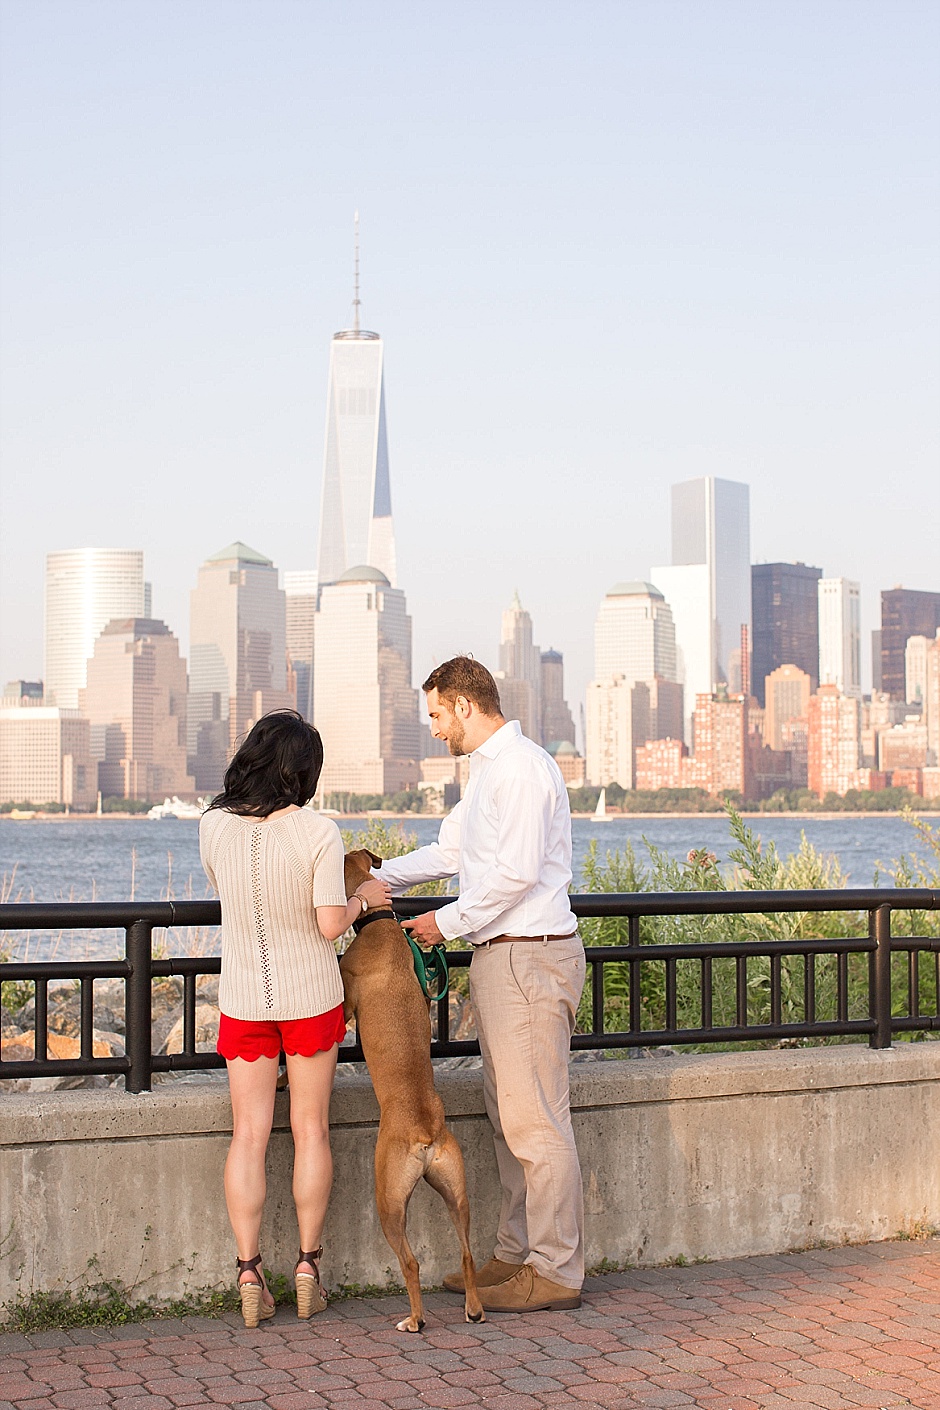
593, 787, 611, 821
147, 796, 207, 820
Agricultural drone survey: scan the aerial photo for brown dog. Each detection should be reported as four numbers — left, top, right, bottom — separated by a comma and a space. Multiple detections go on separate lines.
340, 848, 484, 1333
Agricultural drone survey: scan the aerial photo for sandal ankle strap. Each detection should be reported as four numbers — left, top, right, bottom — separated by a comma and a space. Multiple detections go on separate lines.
296, 1246, 322, 1266
236, 1252, 264, 1283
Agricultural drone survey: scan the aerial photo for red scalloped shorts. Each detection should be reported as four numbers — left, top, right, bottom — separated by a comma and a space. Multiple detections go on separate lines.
217, 1004, 346, 1062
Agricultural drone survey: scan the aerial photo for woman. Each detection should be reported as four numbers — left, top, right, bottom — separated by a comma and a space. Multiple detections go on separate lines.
199, 710, 390, 1327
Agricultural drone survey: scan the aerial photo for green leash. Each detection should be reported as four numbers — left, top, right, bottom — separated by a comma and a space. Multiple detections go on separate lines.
406, 937, 450, 1001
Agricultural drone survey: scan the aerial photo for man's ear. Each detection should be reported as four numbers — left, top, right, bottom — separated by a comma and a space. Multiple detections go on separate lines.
454, 694, 471, 720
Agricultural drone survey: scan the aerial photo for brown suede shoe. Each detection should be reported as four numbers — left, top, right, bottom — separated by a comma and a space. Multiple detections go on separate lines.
478, 1264, 582, 1313
441, 1256, 523, 1294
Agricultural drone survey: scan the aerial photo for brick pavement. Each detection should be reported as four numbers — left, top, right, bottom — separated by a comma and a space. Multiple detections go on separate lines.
0, 1238, 937, 1410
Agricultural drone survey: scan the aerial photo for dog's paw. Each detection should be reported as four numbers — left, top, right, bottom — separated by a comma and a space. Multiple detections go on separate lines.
396, 1315, 426, 1333
466, 1308, 485, 1323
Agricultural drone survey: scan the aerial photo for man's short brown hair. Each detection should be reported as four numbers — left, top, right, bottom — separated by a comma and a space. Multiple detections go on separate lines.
422, 656, 502, 717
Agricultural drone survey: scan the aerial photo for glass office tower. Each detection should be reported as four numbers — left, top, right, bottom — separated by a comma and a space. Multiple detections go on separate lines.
44, 549, 145, 709
880, 588, 940, 701
497, 591, 542, 742
751, 562, 822, 707
652, 477, 751, 742
316, 327, 396, 588
284, 569, 318, 720
818, 578, 861, 700
188, 542, 292, 791
81, 618, 192, 800
313, 566, 419, 795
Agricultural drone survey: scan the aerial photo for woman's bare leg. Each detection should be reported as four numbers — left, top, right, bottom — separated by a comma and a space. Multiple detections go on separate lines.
225, 1053, 279, 1305
286, 1044, 338, 1273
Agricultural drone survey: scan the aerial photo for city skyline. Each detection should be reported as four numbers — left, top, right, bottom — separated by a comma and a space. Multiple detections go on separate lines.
1, 2, 938, 719
14, 505, 940, 729
5, 528, 940, 805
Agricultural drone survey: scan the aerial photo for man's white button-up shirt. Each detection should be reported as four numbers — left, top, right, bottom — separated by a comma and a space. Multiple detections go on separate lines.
377, 720, 578, 944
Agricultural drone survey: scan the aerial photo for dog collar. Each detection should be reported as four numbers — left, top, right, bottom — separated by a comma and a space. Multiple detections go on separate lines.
351, 907, 397, 935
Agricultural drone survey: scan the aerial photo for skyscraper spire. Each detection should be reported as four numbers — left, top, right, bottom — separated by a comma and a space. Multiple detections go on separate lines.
353, 210, 361, 335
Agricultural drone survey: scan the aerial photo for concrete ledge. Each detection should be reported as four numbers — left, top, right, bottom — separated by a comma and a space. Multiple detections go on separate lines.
2, 1045, 938, 1305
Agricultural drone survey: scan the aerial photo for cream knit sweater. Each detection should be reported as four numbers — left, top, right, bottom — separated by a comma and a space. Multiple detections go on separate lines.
199, 807, 347, 1021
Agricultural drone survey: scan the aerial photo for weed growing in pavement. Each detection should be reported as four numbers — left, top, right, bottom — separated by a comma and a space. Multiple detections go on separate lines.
896, 1214, 939, 1241
1, 1261, 415, 1331
586, 1255, 636, 1275
2, 1279, 241, 1333
333, 1279, 407, 1299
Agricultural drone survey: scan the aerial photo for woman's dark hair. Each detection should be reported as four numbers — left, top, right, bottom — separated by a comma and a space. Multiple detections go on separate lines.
207, 711, 325, 817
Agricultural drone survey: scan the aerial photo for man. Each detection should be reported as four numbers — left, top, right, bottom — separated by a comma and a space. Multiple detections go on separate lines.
377, 656, 585, 1313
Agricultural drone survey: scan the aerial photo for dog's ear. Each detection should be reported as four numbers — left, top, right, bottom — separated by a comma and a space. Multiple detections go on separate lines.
366, 849, 383, 867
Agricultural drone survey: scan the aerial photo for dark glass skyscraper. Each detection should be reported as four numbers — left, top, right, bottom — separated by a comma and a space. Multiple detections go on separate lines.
880, 589, 940, 700
750, 563, 822, 707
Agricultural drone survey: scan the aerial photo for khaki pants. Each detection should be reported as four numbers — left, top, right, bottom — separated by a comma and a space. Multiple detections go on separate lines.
469, 935, 586, 1290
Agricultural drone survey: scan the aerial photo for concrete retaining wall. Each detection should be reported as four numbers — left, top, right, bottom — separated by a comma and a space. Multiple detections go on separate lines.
2, 1045, 938, 1308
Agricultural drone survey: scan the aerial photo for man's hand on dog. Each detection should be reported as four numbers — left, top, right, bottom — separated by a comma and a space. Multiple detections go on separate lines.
401, 909, 444, 947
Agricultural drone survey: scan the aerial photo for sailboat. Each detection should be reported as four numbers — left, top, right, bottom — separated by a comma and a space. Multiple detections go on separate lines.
593, 787, 611, 821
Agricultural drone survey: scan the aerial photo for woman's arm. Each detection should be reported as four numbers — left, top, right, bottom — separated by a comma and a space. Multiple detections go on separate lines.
316, 874, 391, 942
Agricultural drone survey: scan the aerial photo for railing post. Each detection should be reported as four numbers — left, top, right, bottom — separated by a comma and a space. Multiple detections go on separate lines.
126, 920, 153, 1092
870, 905, 893, 1050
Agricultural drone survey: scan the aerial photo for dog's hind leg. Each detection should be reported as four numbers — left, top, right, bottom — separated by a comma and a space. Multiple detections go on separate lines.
375, 1135, 427, 1333
424, 1130, 485, 1324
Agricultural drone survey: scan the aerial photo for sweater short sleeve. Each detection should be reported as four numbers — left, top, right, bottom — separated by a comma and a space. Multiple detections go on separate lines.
198, 811, 219, 892
312, 821, 347, 907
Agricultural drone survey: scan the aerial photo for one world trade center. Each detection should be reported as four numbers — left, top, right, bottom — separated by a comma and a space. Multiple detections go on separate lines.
316, 219, 397, 587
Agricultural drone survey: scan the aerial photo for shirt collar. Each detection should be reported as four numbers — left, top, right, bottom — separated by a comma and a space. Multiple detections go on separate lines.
473, 719, 522, 760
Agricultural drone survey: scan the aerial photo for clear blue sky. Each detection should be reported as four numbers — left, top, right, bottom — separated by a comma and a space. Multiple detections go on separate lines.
1, 0, 938, 718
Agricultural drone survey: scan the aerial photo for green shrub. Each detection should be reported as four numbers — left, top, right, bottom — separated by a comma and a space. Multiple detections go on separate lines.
575, 804, 939, 1048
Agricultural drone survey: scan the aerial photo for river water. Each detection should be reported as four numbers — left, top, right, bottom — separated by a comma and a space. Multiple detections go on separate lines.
1, 812, 936, 960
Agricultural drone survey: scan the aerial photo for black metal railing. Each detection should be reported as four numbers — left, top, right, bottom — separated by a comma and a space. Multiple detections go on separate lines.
1, 889, 938, 1092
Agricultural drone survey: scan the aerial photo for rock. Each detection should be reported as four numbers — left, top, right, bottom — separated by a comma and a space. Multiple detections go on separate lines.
152, 1008, 180, 1054
429, 994, 477, 1043
15, 980, 125, 1038
0, 1029, 124, 1061
161, 1003, 220, 1055
195, 974, 220, 1006
1, 1003, 23, 1035
0, 1027, 125, 1094
0, 1035, 34, 1062
151, 977, 184, 1020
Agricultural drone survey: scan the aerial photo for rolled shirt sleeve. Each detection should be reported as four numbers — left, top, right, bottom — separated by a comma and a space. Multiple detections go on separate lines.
374, 802, 462, 892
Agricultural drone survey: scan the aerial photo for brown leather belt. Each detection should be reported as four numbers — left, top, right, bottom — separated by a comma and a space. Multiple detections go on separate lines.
484, 931, 579, 945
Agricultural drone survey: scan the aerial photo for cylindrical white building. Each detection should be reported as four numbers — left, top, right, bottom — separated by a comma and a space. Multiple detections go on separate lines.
44, 549, 145, 709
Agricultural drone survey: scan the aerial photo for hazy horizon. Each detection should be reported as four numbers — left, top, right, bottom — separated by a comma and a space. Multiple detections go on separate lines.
2, 0, 938, 718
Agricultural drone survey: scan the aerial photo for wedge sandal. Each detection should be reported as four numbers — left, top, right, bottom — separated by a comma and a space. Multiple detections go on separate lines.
295, 1246, 327, 1319
236, 1253, 275, 1328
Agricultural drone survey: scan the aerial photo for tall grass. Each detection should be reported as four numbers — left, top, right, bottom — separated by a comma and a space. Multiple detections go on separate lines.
576, 805, 940, 1046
